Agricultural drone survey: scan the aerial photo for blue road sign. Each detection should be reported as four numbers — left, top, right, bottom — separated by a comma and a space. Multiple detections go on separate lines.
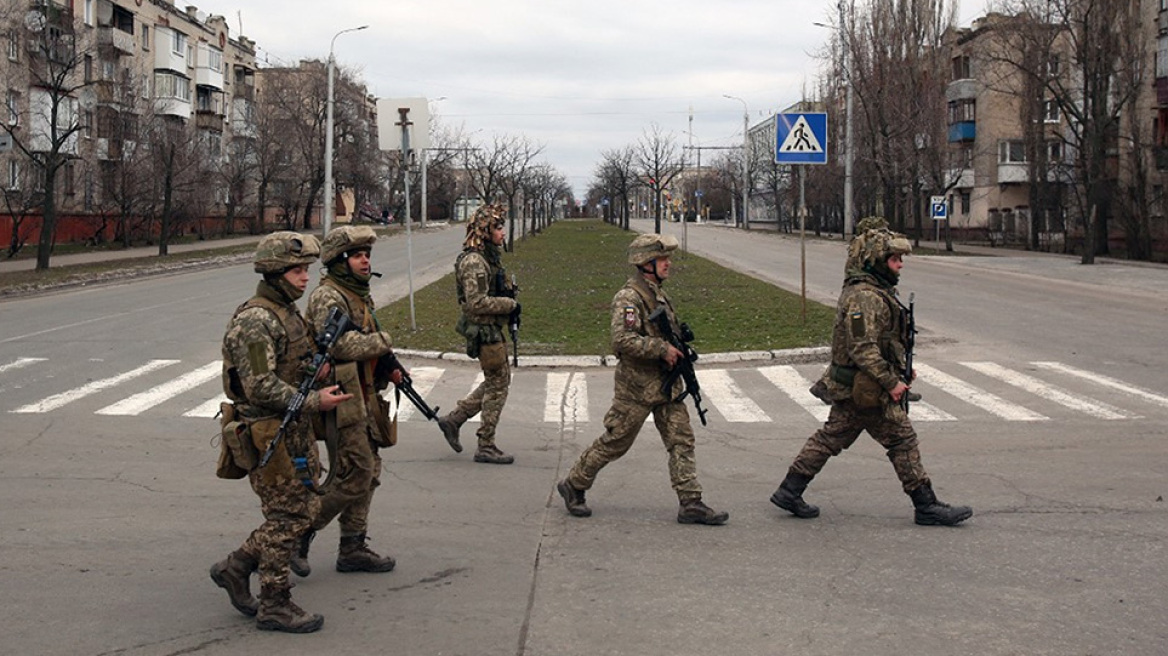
775, 112, 828, 164
931, 195, 948, 221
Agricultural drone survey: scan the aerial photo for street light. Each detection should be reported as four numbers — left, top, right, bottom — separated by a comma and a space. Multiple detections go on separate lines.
323, 24, 368, 236
723, 94, 750, 230
815, 1, 854, 238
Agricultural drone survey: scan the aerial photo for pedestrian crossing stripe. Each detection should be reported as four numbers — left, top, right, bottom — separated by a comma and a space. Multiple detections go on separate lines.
3, 357, 1166, 424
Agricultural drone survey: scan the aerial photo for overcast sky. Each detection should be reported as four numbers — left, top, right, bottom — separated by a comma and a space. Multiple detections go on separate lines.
200, 0, 990, 199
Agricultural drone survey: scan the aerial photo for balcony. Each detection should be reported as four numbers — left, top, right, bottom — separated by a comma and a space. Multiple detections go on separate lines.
997, 162, 1028, 184
195, 112, 224, 131
97, 26, 135, 56
948, 121, 976, 142
946, 78, 979, 102
946, 167, 974, 189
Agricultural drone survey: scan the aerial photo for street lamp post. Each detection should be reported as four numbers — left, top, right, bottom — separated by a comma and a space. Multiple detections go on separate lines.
839, 0, 855, 239
323, 24, 368, 236
723, 94, 750, 230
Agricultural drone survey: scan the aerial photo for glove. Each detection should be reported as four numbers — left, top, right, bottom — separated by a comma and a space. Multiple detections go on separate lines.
509, 303, 522, 328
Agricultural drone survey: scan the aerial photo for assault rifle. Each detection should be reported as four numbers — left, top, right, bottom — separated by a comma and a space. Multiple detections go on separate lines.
898, 292, 916, 413
258, 307, 355, 490
375, 351, 440, 422
497, 271, 521, 366
648, 305, 709, 426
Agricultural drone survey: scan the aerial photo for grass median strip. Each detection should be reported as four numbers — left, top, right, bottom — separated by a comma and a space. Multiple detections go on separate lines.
375, 219, 834, 356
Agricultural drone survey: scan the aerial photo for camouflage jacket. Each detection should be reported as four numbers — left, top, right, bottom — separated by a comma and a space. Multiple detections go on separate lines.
825, 272, 908, 397
306, 278, 393, 366
221, 281, 320, 420
610, 275, 682, 405
456, 249, 517, 328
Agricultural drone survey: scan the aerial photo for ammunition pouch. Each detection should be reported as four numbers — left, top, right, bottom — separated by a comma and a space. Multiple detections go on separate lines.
249, 417, 302, 486
478, 340, 508, 371
456, 315, 503, 359
829, 364, 858, 387
851, 371, 885, 408
370, 392, 398, 448
216, 402, 258, 479
332, 361, 367, 430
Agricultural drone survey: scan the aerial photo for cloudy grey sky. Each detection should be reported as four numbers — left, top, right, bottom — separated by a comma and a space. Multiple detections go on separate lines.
201, 0, 989, 199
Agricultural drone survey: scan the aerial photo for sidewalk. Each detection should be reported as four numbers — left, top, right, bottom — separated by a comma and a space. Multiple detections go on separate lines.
0, 235, 264, 274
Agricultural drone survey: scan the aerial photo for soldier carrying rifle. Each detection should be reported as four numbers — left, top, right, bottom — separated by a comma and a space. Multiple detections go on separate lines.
770, 226, 972, 527
557, 233, 728, 525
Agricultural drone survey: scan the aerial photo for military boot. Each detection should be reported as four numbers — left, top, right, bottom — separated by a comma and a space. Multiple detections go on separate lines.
289, 529, 315, 578
906, 390, 923, 402
473, 444, 515, 465
909, 483, 973, 526
336, 533, 396, 573
808, 380, 833, 405
256, 583, 324, 633
436, 411, 465, 453
677, 498, 729, 525
769, 471, 820, 518
209, 549, 259, 616
556, 478, 592, 517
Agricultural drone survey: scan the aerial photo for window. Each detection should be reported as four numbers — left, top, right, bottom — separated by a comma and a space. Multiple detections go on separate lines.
83, 110, 93, 138
1159, 36, 1168, 78
951, 143, 973, 169
1045, 55, 1060, 78
1042, 99, 1060, 123
960, 192, 970, 215
951, 55, 971, 80
6, 91, 18, 126
171, 29, 186, 55
7, 160, 20, 190
1046, 140, 1062, 163
84, 0, 94, 26
84, 54, 92, 83
948, 99, 976, 124
142, 25, 149, 50
7, 32, 17, 61
154, 72, 191, 102
63, 163, 75, 196
999, 140, 1026, 164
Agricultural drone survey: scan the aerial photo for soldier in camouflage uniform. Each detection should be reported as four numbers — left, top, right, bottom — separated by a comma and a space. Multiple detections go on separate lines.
557, 233, 729, 525
436, 205, 519, 465
770, 229, 972, 526
209, 232, 352, 633
290, 225, 399, 579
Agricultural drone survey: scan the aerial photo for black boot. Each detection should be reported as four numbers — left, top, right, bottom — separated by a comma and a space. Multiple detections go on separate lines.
289, 529, 314, 578
769, 471, 820, 518
556, 478, 592, 517
909, 483, 972, 526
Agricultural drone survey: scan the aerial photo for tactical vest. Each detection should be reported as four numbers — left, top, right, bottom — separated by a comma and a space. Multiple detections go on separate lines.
830, 280, 908, 375
454, 249, 508, 305
319, 278, 379, 397
222, 295, 313, 411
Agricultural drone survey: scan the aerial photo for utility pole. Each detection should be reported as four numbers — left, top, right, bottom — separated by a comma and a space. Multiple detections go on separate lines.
397, 107, 416, 330
840, 0, 855, 239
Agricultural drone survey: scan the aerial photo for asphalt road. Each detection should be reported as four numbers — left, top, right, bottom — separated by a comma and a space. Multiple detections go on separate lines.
1, 220, 1165, 655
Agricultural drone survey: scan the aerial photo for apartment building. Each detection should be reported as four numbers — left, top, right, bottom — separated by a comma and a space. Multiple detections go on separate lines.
1, 0, 257, 245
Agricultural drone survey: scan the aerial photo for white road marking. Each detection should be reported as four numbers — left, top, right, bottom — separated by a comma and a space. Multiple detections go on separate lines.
545, 372, 590, 426
960, 361, 1136, 420
184, 393, 229, 418
387, 366, 445, 422
1032, 361, 1168, 409
465, 372, 485, 423
757, 364, 830, 422
97, 361, 221, 415
699, 369, 770, 422
915, 362, 1047, 422
10, 360, 180, 414
0, 357, 47, 374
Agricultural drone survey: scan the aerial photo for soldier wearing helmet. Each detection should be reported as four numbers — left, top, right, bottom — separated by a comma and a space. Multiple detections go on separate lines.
770, 224, 972, 527
557, 232, 729, 526
211, 231, 352, 634
291, 225, 400, 579
436, 204, 519, 464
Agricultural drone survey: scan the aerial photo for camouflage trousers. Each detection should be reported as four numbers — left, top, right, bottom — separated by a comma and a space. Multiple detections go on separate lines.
314, 426, 382, 538
454, 341, 511, 448
789, 401, 930, 493
567, 397, 702, 501
240, 467, 321, 590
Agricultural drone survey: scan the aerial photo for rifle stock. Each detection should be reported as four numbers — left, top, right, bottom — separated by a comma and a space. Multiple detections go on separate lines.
899, 292, 916, 413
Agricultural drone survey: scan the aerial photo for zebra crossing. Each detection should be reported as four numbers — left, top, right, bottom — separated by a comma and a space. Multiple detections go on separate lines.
3, 356, 1167, 424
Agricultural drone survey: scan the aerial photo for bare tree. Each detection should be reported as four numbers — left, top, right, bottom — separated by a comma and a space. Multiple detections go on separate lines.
1, 5, 88, 270
594, 146, 637, 229
633, 124, 684, 233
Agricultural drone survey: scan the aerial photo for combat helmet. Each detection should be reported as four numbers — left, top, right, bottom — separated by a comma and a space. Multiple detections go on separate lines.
627, 233, 679, 266
254, 231, 321, 274
858, 229, 912, 267
464, 204, 507, 250
321, 225, 378, 266
845, 216, 892, 272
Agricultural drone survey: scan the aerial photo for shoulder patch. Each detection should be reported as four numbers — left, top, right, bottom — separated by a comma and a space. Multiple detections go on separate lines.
624, 306, 637, 329
850, 311, 866, 339
247, 341, 270, 375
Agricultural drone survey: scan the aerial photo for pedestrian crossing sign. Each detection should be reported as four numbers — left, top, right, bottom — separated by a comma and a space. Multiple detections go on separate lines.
775, 112, 828, 164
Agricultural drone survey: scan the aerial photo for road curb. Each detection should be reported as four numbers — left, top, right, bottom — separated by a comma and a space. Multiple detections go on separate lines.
394, 345, 831, 368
